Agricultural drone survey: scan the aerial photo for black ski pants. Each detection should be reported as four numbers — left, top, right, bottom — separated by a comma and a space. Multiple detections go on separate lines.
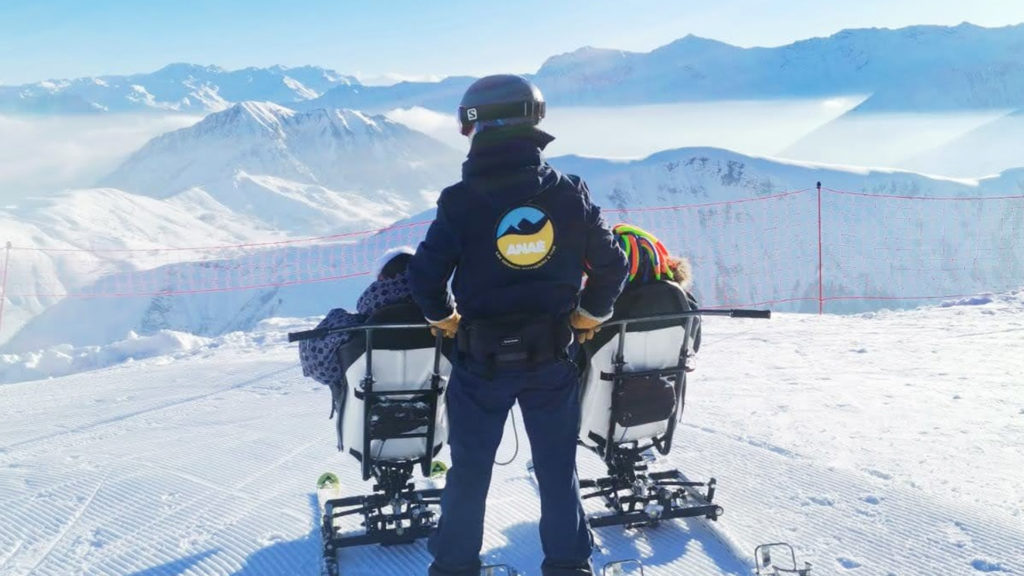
427, 358, 593, 576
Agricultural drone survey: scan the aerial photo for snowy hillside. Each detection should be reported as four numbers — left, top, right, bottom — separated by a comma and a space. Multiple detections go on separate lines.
0, 64, 356, 115
555, 148, 1024, 311
0, 188, 282, 347
1, 294, 1022, 575
102, 101, 461, 228
0, 230, 385, 354
303, 23, 1024, 113
549, 146, 1023, 212
5, 147, 1022, 355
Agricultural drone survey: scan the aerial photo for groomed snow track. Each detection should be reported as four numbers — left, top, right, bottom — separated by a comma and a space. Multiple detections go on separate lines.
2, 303, 1023, 575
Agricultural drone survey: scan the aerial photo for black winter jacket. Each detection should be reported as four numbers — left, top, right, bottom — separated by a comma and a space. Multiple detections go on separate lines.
408, 127, 628, 323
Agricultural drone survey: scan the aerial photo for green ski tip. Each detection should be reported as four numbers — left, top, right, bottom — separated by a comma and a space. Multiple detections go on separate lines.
316, 472, 340, 489
430, 460, 449, 477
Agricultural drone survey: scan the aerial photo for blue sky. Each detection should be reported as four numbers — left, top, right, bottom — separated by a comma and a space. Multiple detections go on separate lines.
2, 0, 1023, 85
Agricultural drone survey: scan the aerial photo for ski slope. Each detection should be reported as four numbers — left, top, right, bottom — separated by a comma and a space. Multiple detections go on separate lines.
1, 294, 1022, 575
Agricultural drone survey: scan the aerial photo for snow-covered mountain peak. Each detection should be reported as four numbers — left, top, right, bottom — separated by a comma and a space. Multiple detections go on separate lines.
654, 34, 741, 55
153, 62, 227, 78
0, 64, 360, 115
542, 45, 627, 66
186, 101, 396, 144
204, 100, 297, 137
274, 64, 356, 87
101, 101, 461, 225
537, 46, 631, 80
301, 107, 382, 131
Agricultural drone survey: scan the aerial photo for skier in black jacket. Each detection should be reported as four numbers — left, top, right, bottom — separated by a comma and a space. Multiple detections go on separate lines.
409, 75, 628, 576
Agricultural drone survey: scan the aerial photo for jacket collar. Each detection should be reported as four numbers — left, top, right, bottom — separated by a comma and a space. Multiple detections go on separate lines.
462, 126, 555, 180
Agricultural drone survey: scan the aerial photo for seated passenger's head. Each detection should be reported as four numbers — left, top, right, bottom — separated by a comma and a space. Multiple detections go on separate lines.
612, 224, 692, 290
374, 246, 416, 281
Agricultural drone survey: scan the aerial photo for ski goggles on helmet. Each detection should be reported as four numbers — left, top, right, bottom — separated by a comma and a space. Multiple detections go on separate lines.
458, 100, 546, 136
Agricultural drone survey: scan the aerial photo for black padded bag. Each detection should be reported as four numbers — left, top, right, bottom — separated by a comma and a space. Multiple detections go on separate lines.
612, 371, 678, 427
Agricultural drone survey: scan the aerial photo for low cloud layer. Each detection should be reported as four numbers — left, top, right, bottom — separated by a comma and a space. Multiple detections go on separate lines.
356, 72, 444, 86
0, 114, 200, 203
782, 109, 1013, 176
387, 97, 1024, 179
542, 97, 867, 160
5, 98, 1022, 208
387, 98, 869, 162
385, 106, 467, 152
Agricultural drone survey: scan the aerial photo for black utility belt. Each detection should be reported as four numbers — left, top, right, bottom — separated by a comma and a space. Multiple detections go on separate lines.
457, 314, 571, 371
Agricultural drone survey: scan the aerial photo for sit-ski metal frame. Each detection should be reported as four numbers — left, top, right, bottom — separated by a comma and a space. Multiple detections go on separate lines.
290, 322, 446, 574
579, 308, 770, 528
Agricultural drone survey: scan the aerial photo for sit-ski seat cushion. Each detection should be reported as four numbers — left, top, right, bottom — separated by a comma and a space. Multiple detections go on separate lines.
578, 281, 698, 449
335, 303, 450, 464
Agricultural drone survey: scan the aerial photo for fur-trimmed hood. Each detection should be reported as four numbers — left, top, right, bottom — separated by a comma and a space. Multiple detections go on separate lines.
671, 256, 694, 291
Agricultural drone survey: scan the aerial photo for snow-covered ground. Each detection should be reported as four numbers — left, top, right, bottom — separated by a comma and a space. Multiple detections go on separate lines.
2, 292, 1022, 576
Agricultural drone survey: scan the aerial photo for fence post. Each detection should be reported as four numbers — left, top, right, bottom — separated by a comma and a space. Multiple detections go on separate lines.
0, 241, 11, 333
816, 182, 824, 315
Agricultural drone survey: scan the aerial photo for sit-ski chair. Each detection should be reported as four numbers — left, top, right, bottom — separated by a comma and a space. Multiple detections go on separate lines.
577, 280, 769, 528
289, 302, 450, 573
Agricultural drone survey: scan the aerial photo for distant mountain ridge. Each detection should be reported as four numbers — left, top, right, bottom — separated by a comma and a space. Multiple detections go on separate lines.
542, 22, 1024, 111
299, 23, 1024, 114
0, 63, 357, 115
6, 24, 1023, 117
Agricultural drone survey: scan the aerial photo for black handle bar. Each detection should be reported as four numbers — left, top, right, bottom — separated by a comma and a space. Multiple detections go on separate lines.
598, 308, 771, 328
286, 308, 770, 343
728, 309, 772, 319
288, 322, 431, 343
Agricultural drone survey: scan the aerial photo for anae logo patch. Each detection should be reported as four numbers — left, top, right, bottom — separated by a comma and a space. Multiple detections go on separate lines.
495, 205, 556, 269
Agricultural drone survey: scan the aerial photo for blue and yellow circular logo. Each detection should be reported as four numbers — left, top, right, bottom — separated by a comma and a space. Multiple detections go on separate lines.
495, 205, 556, 269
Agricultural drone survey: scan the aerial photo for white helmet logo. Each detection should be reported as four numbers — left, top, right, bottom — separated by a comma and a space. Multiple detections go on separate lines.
467, 108, 478, 121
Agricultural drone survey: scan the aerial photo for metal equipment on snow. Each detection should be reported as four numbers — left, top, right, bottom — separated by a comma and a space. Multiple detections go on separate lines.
291, 318, 447, 576
578, 308, 770, 528
754, 542, 813, 575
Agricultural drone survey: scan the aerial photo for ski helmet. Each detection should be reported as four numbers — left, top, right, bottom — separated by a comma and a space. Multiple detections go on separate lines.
458, 74, 545, 136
